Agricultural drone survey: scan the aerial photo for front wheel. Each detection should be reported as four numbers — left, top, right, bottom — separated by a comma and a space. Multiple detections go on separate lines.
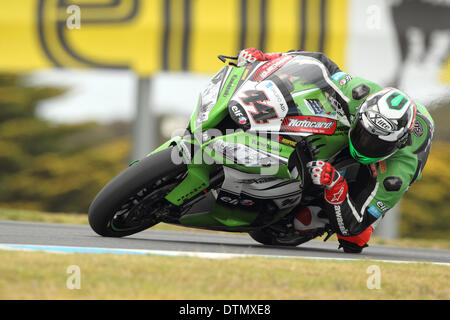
88, 147, 186, 237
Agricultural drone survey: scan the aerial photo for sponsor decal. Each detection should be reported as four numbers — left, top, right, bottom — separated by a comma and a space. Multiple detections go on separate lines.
339, 74, 353, 86
281, 116, 337, 134
368, 205, 383, 219
331, 71, 346, 82
264, 81, 287, 112
326, 186, 346, 205
228, 102, 249, 127
222, 74, 238, 98
231, 104, 244, 117
240, 199, 254, 206
332, 188, 345, 202
324, 92, 346, 119
367, 112, 396, 132
304, 99, 325, 115
376, 201, 389, 212
334, 205, 350, 235
240, 66, 251, 81
379, 160, 387, 174
374, 118, 394, 131
278, 136, 297, 147
325, 181, 348, 205
250, 55, 294, 81
412, 119, 423, 137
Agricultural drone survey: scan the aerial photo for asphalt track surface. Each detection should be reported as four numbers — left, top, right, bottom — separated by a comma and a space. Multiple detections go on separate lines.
0, 220, 449, 264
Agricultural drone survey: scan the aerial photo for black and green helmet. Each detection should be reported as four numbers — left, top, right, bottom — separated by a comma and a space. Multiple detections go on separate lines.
349, 88, 416, 164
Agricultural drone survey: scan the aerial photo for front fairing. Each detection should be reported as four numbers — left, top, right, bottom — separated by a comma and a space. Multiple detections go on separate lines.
229, 54, 351, 135
154, 56, 357, 231
190, 54, 350, 136
189, 65, 247, 132
167, 55, 353, 199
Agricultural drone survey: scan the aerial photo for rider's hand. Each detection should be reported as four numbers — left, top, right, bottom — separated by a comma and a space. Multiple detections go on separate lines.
237, 48, 282, 67
307, 161, 341, 188
307, 161, 348, 205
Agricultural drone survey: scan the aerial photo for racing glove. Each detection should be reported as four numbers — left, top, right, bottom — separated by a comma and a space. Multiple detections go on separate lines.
237, 48, 282, 67
307, 161, 348, 205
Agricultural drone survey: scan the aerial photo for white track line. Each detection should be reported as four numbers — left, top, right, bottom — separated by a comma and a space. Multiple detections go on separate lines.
1, 243, 449, 266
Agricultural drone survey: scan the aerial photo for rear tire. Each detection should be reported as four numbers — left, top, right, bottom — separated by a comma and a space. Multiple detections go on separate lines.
88, 147, 186, 237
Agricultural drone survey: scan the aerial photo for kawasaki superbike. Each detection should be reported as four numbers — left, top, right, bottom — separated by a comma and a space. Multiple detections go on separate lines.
88, 53, 361, 246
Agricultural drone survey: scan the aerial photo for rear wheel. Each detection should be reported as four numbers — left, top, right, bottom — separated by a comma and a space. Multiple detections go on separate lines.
88, 147, 186, 237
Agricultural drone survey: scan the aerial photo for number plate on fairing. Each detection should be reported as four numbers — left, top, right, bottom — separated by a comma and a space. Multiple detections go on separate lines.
229, 79, 289, 132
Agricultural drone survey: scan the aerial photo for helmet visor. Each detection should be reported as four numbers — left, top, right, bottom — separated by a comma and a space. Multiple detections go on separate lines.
349, 119, 398, 162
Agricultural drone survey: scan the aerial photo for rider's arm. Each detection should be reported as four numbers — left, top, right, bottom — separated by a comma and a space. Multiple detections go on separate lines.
326, 153, 416, 237
323, 103, 434, 238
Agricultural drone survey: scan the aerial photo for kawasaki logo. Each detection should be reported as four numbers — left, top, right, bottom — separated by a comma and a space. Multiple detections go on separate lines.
223, 75, 237, 97
334, 205, 349, 235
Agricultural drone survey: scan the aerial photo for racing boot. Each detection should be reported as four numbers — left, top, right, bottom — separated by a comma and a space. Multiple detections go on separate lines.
337, 226, 373, 253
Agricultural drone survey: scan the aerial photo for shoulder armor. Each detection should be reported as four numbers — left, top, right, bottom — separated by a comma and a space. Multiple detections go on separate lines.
383, 176, 403, 192
352, 84, 370, 100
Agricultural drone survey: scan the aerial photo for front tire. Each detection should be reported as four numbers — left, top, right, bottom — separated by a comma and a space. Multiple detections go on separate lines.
88, 147, 186, 237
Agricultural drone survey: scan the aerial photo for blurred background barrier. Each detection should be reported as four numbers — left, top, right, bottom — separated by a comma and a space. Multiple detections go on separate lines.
0, 0, 448, 239
0, 0, 348, 73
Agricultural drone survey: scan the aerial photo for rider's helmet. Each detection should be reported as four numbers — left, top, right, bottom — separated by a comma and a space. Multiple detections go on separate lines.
349, 88, 416, 164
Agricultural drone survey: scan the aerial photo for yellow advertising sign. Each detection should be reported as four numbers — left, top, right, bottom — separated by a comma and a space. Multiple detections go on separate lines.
0, 0, 348, 75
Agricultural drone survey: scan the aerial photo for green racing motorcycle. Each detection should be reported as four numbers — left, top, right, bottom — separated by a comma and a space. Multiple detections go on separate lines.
88, 53, 361, 246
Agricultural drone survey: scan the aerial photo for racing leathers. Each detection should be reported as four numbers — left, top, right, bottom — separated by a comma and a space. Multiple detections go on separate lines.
238, 48, 434, 253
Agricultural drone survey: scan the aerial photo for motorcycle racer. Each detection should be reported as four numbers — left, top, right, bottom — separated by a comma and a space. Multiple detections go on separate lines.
237, 48, 434, 253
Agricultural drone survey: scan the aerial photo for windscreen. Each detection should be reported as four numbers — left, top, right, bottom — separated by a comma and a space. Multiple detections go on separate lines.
267, 55, 345, 112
